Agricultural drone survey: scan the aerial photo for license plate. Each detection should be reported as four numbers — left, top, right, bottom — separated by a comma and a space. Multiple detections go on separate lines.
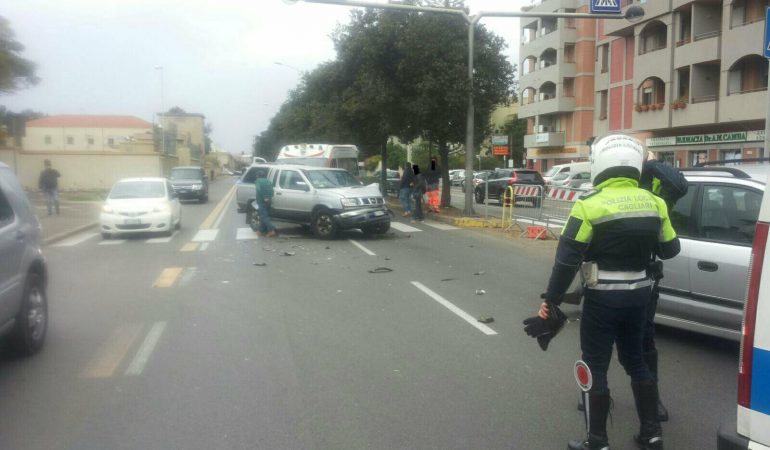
373, 210, 385, 217
178, 190, 188, 194
125, 218, 141, 225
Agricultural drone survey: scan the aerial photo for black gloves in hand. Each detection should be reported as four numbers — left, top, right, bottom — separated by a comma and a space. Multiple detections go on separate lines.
522, 302, 567, 351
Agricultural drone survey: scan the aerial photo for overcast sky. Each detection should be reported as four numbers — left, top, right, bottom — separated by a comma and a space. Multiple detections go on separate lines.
2, 0, 530, 154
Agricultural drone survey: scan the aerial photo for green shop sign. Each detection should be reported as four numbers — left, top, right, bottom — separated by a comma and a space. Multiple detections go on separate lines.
646, 130, 763, 147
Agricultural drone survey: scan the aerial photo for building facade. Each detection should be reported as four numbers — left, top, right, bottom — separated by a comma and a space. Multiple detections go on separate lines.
520, 0, 769, 170
158, 112, 205, 162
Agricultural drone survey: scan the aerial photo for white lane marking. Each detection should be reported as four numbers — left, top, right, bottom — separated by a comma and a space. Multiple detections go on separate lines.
211, 188, 237, 230
146, 231, 179, 244
98, 239, 127, 246
236, 227, 259, 240
199, 242, 210, 251
53, 232, 99, 247
178, 267, 197, 287
390, 222, 422, 233
349, 239, 376, 256
422, 221, 459, 231
192, 229, 219, 242
125, 322, 167, 376
411, 281, 498, 336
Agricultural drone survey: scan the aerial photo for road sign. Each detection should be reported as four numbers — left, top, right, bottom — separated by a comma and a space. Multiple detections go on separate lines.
590, 0, 621, 14
493, 146, 508, 156
765, 7, 770, 58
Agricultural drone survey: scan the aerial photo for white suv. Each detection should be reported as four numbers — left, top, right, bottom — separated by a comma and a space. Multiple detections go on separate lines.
716, 167, 770, 449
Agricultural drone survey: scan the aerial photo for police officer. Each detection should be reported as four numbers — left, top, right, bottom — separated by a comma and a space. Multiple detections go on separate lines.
532, 135, 680, 450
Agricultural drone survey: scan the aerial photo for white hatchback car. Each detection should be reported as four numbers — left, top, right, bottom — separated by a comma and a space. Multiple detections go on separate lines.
100, 178, 181, 239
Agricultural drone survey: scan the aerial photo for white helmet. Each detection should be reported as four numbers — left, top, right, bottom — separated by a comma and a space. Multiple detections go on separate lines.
589, 134, 645, 184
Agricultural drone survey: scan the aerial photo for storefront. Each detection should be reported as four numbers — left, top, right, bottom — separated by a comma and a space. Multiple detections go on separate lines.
646, 130, 765, 167
526, 146, 589, 173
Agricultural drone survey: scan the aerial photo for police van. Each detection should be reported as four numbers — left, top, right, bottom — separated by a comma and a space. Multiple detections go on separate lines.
718, 181, 770, 449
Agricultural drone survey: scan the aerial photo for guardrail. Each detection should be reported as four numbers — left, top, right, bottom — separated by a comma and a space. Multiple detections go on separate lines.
542, 185, 586, 223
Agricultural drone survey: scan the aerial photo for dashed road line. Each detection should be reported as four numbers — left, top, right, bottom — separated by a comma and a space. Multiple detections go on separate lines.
236, 227, 259, 240
422, 221, 459, 231
411, 281, 498, 336
125, 322, 167, 376
178, 267, 197, 287
98, 239, 127, 246
153, 267, 185, 288
349, 239, 376, 256
146, 230, 180, 243
82, 324, 144, 378
180, 242, 199, 252
53, 232, 98, 247
390, 222, 422, 233
192, 229, 219, 242
199, 242, 210, 251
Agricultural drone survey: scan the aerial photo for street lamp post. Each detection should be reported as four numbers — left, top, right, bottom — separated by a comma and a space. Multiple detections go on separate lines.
274, 61, 305, 75
284, 0, 644, 215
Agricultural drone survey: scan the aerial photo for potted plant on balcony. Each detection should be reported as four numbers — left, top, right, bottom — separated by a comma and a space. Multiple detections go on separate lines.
635, 104, 642, 112
672, 102, 680, 110
641, 104, 650, 112
656, 103, 664, 110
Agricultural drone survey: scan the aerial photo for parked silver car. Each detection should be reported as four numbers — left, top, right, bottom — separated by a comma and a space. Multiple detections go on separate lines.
0, 162, 48, 355
657, 165, 769, 340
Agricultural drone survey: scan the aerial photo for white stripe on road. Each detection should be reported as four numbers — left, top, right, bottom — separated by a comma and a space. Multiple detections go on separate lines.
178, 267, 197, 287
236, 227, 259, 240
99, 239, 127, 246
53, 232, 98, 247
146, 230, 179, 243
422, 221, 459, 231
199, 242, 210, 251
349, 239, 376, 256
411, 281, 498, 336
390, 222, 422, 233
211, 188, 236, 230
125, 322, 167, 376
192, 229, 219, 242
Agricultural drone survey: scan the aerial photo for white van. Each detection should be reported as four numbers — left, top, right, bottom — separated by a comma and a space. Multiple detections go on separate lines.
717, 176, 770, 449
542, 162, 590, 185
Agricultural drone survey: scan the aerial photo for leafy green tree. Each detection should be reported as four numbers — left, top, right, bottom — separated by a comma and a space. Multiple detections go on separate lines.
502, 114, 527, 168
0, 17, 39, 95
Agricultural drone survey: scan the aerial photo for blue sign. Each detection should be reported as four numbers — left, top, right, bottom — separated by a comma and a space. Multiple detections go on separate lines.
764, 7, 770, 58
590, 0, 621, 14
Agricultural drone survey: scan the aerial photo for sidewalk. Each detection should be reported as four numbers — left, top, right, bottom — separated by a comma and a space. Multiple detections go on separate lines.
28, 192, 101, 245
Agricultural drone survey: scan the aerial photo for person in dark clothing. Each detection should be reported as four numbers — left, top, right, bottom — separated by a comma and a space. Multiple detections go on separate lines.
411, 164, 426, 222
38, 159, 61, 216
425, 158, 440, 213
254, 171, 277, 237
527, 135, 680, 450
398, 163, 414, 217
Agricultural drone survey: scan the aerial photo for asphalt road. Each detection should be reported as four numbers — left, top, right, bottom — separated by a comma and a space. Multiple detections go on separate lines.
0, 177, 739, 449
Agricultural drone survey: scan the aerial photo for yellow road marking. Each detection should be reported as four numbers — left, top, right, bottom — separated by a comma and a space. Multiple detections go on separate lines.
153, 267, 184, 288
199, 185, 236, 230
82, 324, 144, 378
180, 242, 199, 252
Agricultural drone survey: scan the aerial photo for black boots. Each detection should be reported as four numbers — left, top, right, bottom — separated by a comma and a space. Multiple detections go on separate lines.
568, 390, 611, 450
643, 351, 669, 422
632, 380, 664, 449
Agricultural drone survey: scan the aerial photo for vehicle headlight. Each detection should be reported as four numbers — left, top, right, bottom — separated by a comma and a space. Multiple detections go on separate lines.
191, 184, 202, 190
102, 205, 114, 213
341, 198, 361, 208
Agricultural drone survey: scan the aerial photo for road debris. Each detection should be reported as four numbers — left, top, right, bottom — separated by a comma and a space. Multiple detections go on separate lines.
280, 251, 296, 256
368, 267, 393, 273
474, 271, 485, 276
441, 278, 457, 282
475, 289, 486, 295
477, 316, 494, 324
252, 263, 267, 266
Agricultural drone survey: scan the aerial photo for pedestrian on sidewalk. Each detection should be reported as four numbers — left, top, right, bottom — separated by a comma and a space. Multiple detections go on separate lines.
398, 162, 414, 217
255, 171, 277, 237
411, 164, 426, 223
426, 158, 441, 213
38, 159, 60, 216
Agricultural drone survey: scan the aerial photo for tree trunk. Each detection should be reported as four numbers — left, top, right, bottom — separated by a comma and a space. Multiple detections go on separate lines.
439, 141, 451, 207
380, 139, 388, 196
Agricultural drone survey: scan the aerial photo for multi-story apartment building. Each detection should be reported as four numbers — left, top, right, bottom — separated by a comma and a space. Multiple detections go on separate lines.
520, 0, 769, 171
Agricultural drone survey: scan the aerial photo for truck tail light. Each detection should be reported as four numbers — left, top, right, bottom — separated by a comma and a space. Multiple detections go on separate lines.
738, 222, 768, 407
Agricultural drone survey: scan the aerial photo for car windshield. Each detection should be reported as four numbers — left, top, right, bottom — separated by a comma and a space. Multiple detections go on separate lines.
170, 169, 202, 180
544, 166, 562, 177
108, 181, 166, 199
553, 172, 569, 181
516, 171, 542, 181
305, 169, 360, 188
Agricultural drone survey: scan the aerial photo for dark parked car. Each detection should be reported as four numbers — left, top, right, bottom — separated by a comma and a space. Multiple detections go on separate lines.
474, 168, 545, 207
373, 169, 400, 195
169, 166, 209, 203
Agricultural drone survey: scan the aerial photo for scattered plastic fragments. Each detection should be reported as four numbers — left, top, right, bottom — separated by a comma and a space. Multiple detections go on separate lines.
441, 278, 457, 282
281, 251, 296, 256
475, 289, 486, 295
368, 267, 393, 273
253, 263, 267, 266
477, 316, 494, 324
474, 271, 485, 276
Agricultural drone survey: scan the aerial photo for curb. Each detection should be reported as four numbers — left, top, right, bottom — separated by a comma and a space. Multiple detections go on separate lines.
43, 222, 98, 246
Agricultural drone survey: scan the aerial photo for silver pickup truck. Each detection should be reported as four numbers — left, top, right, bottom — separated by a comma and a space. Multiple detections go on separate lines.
235, 164, 272, 212
238, 164, 391, 239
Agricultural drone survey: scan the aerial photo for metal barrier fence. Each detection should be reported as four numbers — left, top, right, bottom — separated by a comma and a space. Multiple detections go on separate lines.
500, 184, 588, 239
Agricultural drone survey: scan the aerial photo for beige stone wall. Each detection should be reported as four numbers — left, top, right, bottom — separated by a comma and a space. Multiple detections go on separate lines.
24, 126, 152, 152
1, 149, 177, 191
159, 115, 204, 155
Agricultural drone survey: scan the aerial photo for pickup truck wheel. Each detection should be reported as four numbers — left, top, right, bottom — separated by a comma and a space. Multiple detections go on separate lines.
246, 206, 260, 232
311, 209, 337, 239
9, 272, 47, 356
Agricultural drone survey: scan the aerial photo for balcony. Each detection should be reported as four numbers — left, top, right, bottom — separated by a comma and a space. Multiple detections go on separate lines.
605, 1, 673, 36
634, 106, 670, 132
519, 96, 576, 118
674, 32, 721, 68
720, 89, 768, 123
723, 19, 765, 68
519, 63, 576, 91
521, 28, 577, 61
672, 99, 718, 128
635, 48, 672, 84
524, 131, 566, 149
